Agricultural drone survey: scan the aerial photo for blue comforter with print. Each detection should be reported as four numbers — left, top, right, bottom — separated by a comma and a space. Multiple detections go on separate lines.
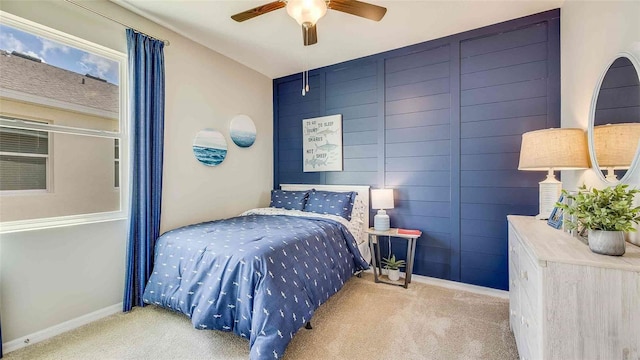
142, 213, 368, 359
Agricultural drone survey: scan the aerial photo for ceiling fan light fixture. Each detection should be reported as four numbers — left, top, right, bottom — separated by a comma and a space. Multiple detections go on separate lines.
286, 0, 328, 26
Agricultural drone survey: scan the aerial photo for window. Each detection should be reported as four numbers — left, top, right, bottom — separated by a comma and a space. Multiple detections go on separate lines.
0, 125, 49, 191
0, 12, 127, 232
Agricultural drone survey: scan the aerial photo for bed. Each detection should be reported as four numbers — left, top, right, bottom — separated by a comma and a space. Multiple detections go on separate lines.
142, 184, 371, 359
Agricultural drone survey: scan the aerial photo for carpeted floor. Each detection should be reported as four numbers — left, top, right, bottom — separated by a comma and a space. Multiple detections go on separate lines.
4, 273, 518, 360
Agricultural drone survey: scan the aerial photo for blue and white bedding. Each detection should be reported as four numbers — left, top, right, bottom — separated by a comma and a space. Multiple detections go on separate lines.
142, 208, 369, 359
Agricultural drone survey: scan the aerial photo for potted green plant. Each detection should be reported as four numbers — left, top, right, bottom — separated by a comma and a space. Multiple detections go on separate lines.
381, 254, 406, 281
557, 184, 640, 256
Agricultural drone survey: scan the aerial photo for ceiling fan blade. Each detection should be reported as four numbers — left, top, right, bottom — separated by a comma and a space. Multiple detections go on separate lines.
302, 24, 318, 46
231, 1, 285, 22
328, 0, 387, 21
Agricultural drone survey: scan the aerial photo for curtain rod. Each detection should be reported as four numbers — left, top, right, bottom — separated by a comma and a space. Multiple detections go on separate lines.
64, 0, 170, 46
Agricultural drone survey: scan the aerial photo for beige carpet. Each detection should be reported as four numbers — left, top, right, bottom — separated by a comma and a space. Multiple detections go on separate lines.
4, 273, 518, 360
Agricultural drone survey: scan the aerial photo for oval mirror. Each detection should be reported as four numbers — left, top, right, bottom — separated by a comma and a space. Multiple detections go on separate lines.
589, 53, 640, 183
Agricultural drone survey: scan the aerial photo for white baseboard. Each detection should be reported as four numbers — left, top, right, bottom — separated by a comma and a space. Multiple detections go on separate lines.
365, 269, 509, 299
3, 302, 123, 354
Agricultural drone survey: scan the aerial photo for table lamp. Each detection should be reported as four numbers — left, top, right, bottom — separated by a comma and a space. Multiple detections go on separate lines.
371, 188, 394, 231
593, 123, 640, 181
518, 128, 589, 220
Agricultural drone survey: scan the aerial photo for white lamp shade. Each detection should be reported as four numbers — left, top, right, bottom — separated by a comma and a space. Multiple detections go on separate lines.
518, 128, 589, 219
518, 128, 590, 171
286, 0, 327, 26
594, 123, 640, 169
371, 189, 394, 210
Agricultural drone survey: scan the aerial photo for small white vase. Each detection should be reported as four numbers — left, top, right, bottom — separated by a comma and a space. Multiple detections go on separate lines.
588, 230, 625, 256
387, 269, 400, 281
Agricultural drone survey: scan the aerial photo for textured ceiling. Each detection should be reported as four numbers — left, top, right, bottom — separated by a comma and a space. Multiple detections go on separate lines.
114, 0, 563, 79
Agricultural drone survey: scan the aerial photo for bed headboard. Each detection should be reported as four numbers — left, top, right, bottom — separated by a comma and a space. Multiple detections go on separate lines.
279, 184, 370, 229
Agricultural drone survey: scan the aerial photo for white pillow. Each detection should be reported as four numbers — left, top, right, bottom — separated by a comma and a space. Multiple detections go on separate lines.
347, 193, 367, 244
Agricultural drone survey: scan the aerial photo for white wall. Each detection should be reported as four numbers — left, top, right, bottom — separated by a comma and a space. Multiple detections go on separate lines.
560, 0, 640, 244
0, 0, 272, 346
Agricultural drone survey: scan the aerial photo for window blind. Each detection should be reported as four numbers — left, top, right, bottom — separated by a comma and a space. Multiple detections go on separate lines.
0, 127, 48, 190
0, 155, 47, 190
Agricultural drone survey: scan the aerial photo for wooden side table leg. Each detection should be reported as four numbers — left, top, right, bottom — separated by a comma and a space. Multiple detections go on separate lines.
375, 236, 383, 278
369, 234, 379, 283
403, 238, 412, 288
408, 237, 417, 284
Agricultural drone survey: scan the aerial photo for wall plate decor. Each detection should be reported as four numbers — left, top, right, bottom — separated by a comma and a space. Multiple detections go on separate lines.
193, 128, 227, 166
302, 114, 342, 172
230, 114, 257, 148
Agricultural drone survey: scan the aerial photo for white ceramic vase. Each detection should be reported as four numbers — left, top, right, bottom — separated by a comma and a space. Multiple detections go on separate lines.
588, 229, 626, 256
387, 268, 400, 281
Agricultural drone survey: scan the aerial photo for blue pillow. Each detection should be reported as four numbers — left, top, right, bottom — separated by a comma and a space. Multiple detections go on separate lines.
269, 190, 309, 211
303, 190, 356, 220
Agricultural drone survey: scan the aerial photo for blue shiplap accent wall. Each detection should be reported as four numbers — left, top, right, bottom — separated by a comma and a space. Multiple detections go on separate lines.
273, 9, 560, 290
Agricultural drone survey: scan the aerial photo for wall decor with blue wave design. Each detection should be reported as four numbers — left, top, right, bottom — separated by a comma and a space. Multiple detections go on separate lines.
193, 128, 227, 166
230, 114, 257, 148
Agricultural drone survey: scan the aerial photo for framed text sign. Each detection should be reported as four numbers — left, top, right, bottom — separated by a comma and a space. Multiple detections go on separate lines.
302, 114, 343, 172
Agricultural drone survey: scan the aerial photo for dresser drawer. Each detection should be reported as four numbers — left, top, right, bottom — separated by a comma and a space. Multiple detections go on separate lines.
508, 226, 520, 272
508, 255, 520, 331
519, 288, 541, 360
516, 238, 540, 313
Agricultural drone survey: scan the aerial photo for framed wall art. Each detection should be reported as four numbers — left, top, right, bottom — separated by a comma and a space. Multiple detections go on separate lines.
302, 114, 342, 172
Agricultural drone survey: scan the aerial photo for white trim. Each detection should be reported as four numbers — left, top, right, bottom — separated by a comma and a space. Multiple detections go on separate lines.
0, 211, 126, 234
365, 269, 509, 299
0, 117, 119, 139
0, 151, 48, 158
0, 88, 119, 120
2, 303, 123, 354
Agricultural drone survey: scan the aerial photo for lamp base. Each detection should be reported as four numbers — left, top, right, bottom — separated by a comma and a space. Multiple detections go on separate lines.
537, 170, 562, 220
374, 210, 390, 231
605, 167, 619, 182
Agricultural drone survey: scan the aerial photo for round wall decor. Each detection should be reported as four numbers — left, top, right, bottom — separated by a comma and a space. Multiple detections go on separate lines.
230, 114, 256, 148
193, 128, 227, 166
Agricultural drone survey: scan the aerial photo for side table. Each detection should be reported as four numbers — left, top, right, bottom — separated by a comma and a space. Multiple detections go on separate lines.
366, 228, 421, 289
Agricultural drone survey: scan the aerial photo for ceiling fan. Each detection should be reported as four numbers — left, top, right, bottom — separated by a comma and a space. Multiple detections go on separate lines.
231, 0, 387, 46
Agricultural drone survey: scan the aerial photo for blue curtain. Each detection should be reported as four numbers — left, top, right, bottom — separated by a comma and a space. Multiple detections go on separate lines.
123, 29, 165, 312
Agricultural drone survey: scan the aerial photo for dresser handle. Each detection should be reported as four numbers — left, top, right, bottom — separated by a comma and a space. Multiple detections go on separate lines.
521, 316, 529, 328
520, 270, 528, 281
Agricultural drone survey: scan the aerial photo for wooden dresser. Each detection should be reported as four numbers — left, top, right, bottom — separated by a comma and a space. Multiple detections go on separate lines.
507, 215, 640, 360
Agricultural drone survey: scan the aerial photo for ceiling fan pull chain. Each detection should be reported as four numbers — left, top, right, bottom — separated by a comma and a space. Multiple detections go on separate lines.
302, 26, 309, 96
302, 70, 307, 96
306, 70, 310, 93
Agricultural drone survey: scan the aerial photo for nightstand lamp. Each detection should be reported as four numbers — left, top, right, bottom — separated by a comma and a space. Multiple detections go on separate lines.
518, 128, 589, 220
371, 189, 394, 231
594, 123, 640, 181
